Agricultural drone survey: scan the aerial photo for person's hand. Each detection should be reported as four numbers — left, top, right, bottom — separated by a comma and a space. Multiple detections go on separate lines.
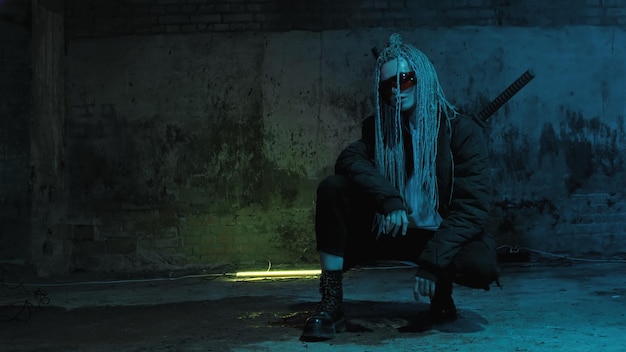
413, 276, 436, 301
382, 209, 409, 237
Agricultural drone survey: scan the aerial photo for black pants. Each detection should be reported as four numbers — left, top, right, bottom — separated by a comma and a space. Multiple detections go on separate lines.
315, 175, 499, 289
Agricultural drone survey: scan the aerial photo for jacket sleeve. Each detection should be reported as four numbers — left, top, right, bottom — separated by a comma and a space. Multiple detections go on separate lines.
418, 116, 493, 274
334, 116, 405, 214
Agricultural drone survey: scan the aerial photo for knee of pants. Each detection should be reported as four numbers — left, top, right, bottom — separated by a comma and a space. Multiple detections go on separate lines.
317, 175, 349, 200
451, 242, 500, 289
453, 258, 500, 289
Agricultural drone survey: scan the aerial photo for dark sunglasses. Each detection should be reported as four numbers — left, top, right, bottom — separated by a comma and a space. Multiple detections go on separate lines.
379, 71, 417, 98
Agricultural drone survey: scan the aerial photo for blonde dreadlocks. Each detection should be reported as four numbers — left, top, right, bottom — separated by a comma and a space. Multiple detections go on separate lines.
373, 33, 457, 236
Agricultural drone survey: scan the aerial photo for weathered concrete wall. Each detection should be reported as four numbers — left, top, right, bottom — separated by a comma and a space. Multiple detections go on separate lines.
64, 33, 309, 271
261, 27, 626, 257
64, 0, 626, 35
30, 0, 67, 276
431, 27, 626, 255
0, 2, 31, 263
62, 25, 626, 274
5, 0, 626, 276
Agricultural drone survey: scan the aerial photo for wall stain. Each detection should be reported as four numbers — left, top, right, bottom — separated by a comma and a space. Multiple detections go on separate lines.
270, 207, 316, 263
539, 122, 559, 165
173, 107, 302, 213
559, 109, 625, 192
499, 126, 532, 181
326, 88, 370, 123
488, 197, 559, 245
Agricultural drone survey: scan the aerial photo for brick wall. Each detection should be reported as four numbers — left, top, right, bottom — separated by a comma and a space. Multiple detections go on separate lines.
65, 0, 626, 38
65, 203, 312, 272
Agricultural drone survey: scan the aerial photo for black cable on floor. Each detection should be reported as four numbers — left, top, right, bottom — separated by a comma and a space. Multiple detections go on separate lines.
0, 280, 50, 322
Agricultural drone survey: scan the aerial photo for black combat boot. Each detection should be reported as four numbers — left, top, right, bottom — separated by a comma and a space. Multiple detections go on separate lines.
300, 270, 346, 341
429, 279, 457, 322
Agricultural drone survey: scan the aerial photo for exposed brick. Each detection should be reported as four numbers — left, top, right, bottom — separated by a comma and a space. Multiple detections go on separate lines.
157, 0, 186, 4
64, 0, 626, 37
181, 245, 195, 257
215, 233, 235, 244
182, 235, 203, 246
192, 245, 212, 256
68, 104, 96, 118
468, 0, 488, 6
179, 225, 211, 238
159, 208, 178, 218
129, 16, 156, 27
190, 14, 222, 23
603, 0, 626, 6
197, 4, 216, 12
78, 240, 107, 254
106, 239, 137, 254
159, 216, 180, 227
119, 209, 160, 221
181, 24, 199, 32
253, 12, 281, 22
199, 254, 222, 264
123, 219, 159, 237
151, 5, 167, 14
186, 214, 219, 226
56, 223, 73, 240
164, 4, 181, 12
223, 13, 254, 22
446, 7, 494, 20
608, 7, 626, 16
161, 227, 179, 237
247, 3, 262, 12
159, 14, 189, 24
230, 4, 247, 13
153, 237, 181, 249
229, 22, 262, 31
215, 4, 230, 12
182, 4, 198, 13
73, 224, 95, 241
372, 0, 389, 11
219, 214, 240, 226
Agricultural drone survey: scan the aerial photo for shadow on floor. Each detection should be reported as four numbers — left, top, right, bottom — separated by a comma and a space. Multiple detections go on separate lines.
284, 300, 488, 345
0, 295, 490, 351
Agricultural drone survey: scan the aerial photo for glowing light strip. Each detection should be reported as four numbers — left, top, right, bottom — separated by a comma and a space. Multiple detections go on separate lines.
235, 270, 321, 278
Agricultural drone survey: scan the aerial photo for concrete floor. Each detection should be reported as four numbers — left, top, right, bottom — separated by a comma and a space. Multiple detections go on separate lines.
1, 260, 625, 351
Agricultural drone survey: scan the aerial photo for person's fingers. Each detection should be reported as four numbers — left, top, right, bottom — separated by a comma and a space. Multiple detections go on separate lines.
385, 210, 411, 237
401, 211, 408, 236
417, 278, 436, 298
418, 278, 426, 296
388, 212, 397, 237
391, 223, 399, 237
384, 214, 391, 234
401, 221, 408, 236
427, 281, 434, 298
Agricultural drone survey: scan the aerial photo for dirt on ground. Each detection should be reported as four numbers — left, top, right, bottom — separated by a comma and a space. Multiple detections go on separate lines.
0, 288, 474, 351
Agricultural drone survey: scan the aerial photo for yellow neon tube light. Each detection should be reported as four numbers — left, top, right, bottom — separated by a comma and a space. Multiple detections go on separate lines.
235, 270, 321, 278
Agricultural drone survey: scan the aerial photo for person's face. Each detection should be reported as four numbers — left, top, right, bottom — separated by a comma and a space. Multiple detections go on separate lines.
379, 58, 417, 113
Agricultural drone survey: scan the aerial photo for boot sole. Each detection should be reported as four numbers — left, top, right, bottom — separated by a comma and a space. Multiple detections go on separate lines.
300, 316, 347, 342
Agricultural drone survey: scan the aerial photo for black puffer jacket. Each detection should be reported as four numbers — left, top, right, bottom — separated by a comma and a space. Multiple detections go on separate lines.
335, 114, 493, 277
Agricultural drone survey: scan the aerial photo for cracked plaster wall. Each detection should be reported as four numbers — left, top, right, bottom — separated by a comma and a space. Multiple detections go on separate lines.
60, 27, 626, 274
4, 1, 626, 276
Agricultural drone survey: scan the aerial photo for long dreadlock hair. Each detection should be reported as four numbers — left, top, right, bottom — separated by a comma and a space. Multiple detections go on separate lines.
373, 33, 457, 234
